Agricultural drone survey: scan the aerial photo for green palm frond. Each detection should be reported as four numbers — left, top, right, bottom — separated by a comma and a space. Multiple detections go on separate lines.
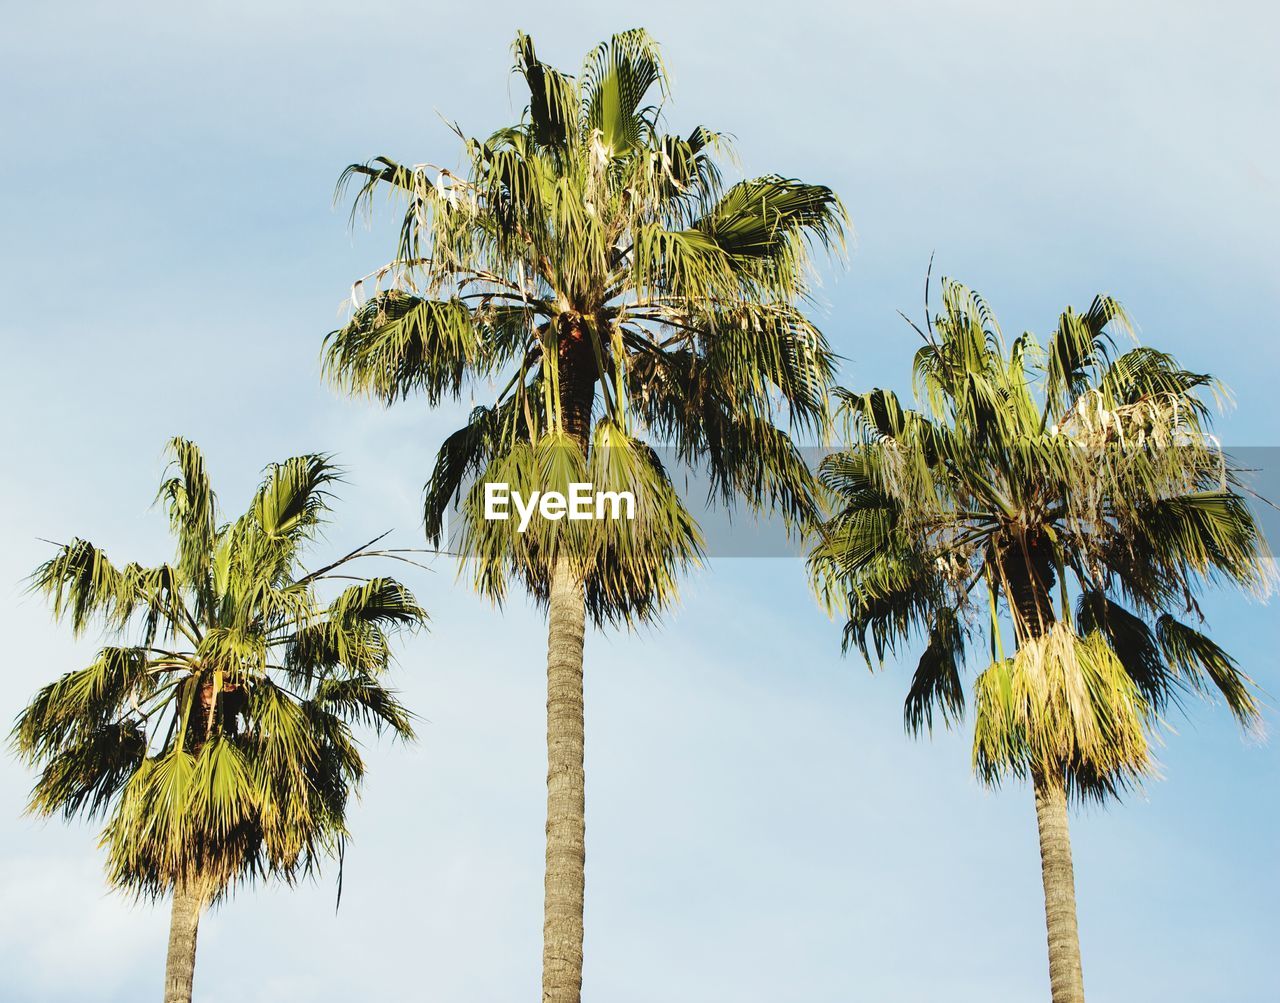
312, 677, 415, 738
1155, 615, 1260, 727
972, 626, 1152, 799
1044, 295, 1129, 420
904, 610, 967, 735
692, 176, 845, 278
1099, 347, 1214, 417
513, 31, 578, 151
157, 437, 218, 585
33, 540, 144, 634
581, 29, 666, 154
252, 454, 340, 541
323, 294, 488, 405
450, 424, 703, 625
1133, 491, 1265, 588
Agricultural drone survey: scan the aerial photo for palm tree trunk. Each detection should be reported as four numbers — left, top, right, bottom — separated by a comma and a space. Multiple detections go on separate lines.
163, 879, 205, 1003
1033, 773, 1086, 1003
541, 553, 587, 1003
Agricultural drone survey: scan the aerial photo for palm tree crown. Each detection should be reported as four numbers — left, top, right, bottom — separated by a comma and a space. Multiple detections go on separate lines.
810, 280, 1270, 796
325, 28, 846, 621
13, 438, 426, 901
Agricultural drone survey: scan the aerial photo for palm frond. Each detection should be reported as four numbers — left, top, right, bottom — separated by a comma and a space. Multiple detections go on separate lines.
580, 28, 666, 154
1155, 615, 1260, 728
324, 293, 488, 405
158, 437, 218, 584
513, 31, 579, 151
904, 610, 967, 734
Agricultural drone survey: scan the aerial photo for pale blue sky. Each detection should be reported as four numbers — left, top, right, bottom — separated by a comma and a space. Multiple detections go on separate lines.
1, 2, 1277, 1000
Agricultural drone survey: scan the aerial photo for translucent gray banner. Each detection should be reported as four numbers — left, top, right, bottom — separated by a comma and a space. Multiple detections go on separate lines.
440, 446, 1280, 559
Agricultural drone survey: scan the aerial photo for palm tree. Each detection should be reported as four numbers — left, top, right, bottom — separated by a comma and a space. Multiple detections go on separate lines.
12, 438, 426, 1003
808, 280, 1270, 1003
324, 29, 845, 1001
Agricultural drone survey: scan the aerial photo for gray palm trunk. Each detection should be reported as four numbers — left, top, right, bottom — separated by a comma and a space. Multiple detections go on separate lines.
541, 554, 588, 1002
1006, 559, 1087, 1002
163, 880, 204, 1003
1033, 773, 1086, 1003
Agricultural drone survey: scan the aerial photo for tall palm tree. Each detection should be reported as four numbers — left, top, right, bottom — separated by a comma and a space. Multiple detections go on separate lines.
324, 29, 845, 1001
12, 438, 426, 1003
808, 280, 1269, 1003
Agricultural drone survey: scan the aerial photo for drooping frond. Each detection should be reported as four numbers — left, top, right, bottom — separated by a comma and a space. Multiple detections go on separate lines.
13, 646, 154, 760
325, 294, 485, 404
422, 403, 516, 544
452, 424, 703, 626
1129, 492, 1268, 593
1075, 591, 1173, 712
1155, 615, 1260, 728
31, 540, 179, 637
972, 626, 1152, 800
313, 676, 415, 738
904, 610, 967, 735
